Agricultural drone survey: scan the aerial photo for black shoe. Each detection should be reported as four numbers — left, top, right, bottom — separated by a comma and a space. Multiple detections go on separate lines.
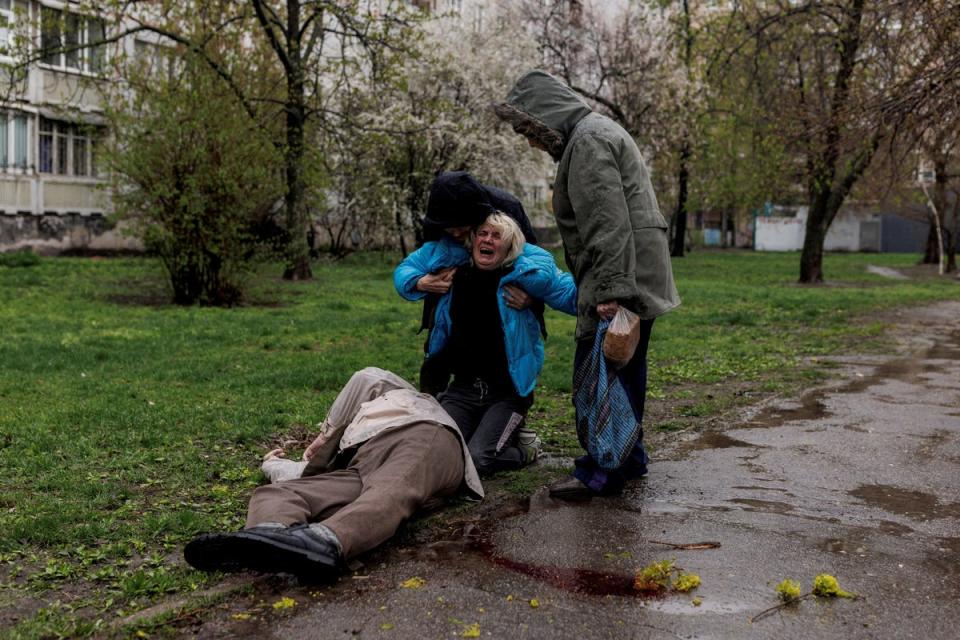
184, 524, 342, 580
548, 478, 596, 501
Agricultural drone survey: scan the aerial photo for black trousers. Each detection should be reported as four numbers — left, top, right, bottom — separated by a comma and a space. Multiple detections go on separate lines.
439, 379, 533, 474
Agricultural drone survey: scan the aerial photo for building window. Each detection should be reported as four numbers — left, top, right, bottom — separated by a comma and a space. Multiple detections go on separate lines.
55, 123, 68, 174
134, 39, 179, 81
38, 117, 102, 177
0, 0, 14, 57
13, 114, 26, 168
473, 5, 484, 32
0, 111, 28, 170
88, 18, 106, 72
41, 8, 108, 73
39, 117, 52, 172
40, 7, 61, 66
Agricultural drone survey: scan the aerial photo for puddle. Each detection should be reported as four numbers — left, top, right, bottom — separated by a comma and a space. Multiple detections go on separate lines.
727, 498, 795, 515
818, 537, 869, 555
684, 432, 762, 451
746, 392, 830, 428
937, 537, 960, 555
914, 430, 953, 459
731, 485, 791, 494
849, 484, 960, 521
741, 325, 959, 434
837, 358, 930, 394
649, 598, 755, 615
926, 331, 960, 361
876, 520, 915, 536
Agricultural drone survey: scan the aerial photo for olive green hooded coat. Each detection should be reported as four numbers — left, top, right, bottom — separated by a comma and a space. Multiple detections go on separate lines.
496, 70, 680, 338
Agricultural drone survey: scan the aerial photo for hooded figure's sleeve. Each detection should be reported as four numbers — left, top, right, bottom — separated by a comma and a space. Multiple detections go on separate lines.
566, 134, 640, 306
393, 240, 469, 301
394, 244, 438, 301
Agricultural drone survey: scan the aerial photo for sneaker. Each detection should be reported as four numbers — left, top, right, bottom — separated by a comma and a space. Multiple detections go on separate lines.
184, 524, 342, 580
517, 430, 542, 465
516, 427, 538, 446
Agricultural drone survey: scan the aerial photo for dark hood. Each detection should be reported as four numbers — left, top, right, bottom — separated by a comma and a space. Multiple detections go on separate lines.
422, 171, 496, 240
494, 70, 593, 159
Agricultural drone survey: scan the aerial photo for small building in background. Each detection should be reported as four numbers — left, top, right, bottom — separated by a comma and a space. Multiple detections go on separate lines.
752, 204, 930, 253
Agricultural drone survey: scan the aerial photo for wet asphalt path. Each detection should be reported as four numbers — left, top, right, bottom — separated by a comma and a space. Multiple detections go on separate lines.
265, 303, 960, 639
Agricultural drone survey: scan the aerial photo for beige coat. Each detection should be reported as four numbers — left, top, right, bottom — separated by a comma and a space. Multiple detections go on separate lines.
261, 367, 484, 499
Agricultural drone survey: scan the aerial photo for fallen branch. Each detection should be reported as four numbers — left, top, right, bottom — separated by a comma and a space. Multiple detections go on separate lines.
749, 592, 813, 623
647, 540, 721, 550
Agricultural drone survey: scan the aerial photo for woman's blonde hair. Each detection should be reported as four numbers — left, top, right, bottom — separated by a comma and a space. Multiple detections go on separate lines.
470, 212, 526, 267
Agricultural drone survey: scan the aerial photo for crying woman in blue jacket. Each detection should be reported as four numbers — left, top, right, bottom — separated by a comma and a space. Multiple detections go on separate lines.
395, 212, 577, 474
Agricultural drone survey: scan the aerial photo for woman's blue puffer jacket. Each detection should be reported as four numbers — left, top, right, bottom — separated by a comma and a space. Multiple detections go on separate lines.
394, 237, 577, 397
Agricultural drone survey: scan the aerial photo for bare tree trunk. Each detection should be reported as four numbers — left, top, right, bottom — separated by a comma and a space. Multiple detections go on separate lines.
395, 203, 409, 257
281, 0, 312, 280
671, 0, 693, 259
921, 157, 951, 267
797, 0, 876, 283
799, 208, 828, 283
922, 223, 939, 264
671, 141, 690, 257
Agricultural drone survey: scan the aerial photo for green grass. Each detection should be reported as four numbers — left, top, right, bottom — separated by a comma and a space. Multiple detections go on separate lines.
0, 249, 957, 637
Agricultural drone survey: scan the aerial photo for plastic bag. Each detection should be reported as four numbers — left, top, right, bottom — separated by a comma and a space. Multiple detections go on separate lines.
574, 320, 641, 470
603, 307, 641, 369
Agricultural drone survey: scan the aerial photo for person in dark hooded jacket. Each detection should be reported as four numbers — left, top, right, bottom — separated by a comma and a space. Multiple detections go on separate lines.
415, 171, 544, 396
495, 70, 681, 501
422, 171, 537, 244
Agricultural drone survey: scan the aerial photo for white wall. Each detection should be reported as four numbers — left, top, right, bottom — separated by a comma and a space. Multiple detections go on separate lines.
755, 206, 861, 252
755, 210, 805, 251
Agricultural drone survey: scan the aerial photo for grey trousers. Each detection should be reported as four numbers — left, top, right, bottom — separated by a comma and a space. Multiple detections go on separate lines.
245, 423, 463, 559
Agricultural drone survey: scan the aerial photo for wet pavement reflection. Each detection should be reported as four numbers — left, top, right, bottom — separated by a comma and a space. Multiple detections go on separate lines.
269, 302, 960, 640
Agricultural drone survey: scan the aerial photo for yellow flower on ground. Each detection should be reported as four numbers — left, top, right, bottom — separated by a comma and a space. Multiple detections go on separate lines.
462, 622, 481, 637
633, 559, 674, 592
672, 572, 701, 593
812, 574, 855, 598
231, 612, 252, 620
272, 597, 296, 610
400, 576, 426, 589
775, 579, 802, 603
529, 598, 540, 608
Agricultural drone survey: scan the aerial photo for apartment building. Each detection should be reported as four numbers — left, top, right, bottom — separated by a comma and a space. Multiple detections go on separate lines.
0, 0, 139, 254
1, 1, 557, 254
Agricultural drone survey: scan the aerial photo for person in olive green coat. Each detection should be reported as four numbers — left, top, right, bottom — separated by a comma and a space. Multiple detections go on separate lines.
495, 70, 680, 500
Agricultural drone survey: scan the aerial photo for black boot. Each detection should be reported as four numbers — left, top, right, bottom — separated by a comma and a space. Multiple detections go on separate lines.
184, 524, 342, 580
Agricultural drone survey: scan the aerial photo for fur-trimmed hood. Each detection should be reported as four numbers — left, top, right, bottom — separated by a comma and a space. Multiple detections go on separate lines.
494, 70, 593, 160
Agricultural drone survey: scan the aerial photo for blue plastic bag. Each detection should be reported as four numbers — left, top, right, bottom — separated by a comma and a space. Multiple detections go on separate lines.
573, 320, 641, 470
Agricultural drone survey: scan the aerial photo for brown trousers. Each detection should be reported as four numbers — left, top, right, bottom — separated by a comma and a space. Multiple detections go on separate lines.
245, 422, 464, 559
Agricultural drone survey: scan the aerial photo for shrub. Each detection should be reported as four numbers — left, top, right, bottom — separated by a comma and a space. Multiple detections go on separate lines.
0, 249, 41, 268
105, 56, 282, 305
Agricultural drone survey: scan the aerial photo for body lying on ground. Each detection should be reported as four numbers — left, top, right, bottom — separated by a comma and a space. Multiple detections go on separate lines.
184, 367, 482, 580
